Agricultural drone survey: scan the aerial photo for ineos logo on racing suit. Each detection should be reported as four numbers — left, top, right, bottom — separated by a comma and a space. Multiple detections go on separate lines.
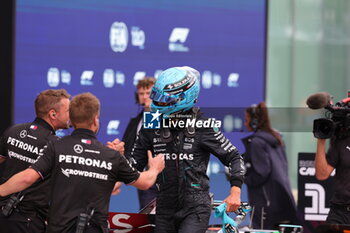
164, 153, 194, 160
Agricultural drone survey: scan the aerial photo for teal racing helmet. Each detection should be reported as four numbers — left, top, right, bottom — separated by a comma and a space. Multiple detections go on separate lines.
150, 66, 200, 117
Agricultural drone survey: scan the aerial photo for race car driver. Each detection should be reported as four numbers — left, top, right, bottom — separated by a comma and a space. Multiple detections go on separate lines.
128, 66, 245, 233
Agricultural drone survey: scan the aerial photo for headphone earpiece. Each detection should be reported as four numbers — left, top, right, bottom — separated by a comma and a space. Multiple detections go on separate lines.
249, 104, 258, 132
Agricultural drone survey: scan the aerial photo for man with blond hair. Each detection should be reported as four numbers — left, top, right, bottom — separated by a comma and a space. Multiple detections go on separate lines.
0, 92, 165, 233
0, 89, 71, 233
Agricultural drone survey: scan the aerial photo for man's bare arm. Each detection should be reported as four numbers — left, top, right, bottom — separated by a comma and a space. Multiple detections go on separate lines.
315, 139, 334, 180
0, 168, 40, 197
131, 151, 164, 190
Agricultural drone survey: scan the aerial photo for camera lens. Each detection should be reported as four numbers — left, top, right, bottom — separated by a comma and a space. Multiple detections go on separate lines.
313, 119, 335, 139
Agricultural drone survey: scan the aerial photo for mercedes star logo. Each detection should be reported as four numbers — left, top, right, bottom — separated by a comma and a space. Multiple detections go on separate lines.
73, 144, 83, 154
20, 130, 27, 138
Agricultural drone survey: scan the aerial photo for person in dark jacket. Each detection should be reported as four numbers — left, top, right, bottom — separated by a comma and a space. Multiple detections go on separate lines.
242, 102, 298, 229
122, 77, 158, 210
123, 77, 155, 157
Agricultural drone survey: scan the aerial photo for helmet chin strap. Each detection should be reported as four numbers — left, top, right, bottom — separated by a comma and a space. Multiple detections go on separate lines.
185, 107, 199, 137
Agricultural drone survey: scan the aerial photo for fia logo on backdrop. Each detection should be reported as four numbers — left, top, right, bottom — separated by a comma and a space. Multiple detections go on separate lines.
201, 71, 222, 89
47, 68, 71, 87
103, 69, 125, 88
110, 21, 146, 52
47, 68, 60, 87
110, 21, 128, 53
103, 69, 115, 88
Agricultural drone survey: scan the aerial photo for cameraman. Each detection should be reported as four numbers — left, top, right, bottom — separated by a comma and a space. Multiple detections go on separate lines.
315, 138, 350, 224
0, 93, 165, 233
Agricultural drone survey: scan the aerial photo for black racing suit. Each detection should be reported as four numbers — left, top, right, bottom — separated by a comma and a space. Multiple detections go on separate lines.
0, 118, 58, 233
129, 108, 245, 233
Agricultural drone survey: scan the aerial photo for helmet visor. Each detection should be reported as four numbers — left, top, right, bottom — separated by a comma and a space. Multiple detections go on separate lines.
150, 89, 179, 105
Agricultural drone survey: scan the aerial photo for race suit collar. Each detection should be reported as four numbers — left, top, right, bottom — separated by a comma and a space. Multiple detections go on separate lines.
71, 128, 96, 139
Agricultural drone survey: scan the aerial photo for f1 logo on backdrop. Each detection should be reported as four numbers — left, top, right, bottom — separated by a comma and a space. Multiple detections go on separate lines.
304, 183, 330, 221
154, 70, 163, 79
168, 27, 190, 52
107, 120, 120, 135
143, 111, 161, 129
227, 73, 240, 87
80, 71, 94, 86
133, 71, 146, 86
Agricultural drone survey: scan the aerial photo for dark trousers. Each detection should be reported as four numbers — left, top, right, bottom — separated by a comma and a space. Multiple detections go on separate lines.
326, 205, 350, 224
67, 225, 103, 233
46, 221, 105, 233
0, 211, 45, 233
155, 192, 211, 233
155, 205, 211, 233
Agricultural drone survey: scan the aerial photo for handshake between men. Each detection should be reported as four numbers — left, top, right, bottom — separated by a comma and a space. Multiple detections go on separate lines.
107, 138, 164, 194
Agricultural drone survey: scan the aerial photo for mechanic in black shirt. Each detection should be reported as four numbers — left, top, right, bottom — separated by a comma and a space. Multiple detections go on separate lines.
127, 66, 245, 233
0, 89, 71, 233
0, 92, 165, 233
316, 137, 350, 224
